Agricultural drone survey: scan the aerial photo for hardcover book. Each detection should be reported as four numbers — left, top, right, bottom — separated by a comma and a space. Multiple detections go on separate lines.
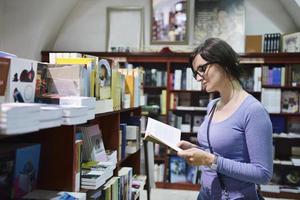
97, 59, 112, 100
281, 91, 299, 113
12, 144, 41, 199
7, 57, 37, 103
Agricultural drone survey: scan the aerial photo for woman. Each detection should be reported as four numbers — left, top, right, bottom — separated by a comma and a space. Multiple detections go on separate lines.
177, 38, 273, 199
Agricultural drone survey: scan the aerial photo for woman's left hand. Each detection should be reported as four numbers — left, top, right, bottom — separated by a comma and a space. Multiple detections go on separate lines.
177, 148, 215, 166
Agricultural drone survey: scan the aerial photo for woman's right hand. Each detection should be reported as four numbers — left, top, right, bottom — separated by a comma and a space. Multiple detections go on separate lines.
177, 140, 197, 150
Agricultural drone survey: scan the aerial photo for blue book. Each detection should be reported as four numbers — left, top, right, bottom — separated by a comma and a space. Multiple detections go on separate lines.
12, 144, 41, 199
120, 123, 127, 160
121, 116, 140, 126
169, 155, 187, 183
270, 116, 285, 133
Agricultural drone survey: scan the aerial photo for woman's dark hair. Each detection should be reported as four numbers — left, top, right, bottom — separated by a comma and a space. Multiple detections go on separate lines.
189, 38, 243, 83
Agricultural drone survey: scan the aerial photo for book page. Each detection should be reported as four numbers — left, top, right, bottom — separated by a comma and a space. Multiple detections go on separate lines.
145, 117, 182, 151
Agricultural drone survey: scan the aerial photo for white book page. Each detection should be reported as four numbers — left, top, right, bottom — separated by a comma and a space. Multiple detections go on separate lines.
146, 117, 182, 151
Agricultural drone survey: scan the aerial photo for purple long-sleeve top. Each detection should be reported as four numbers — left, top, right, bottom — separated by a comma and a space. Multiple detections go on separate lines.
197, 95, 273, 199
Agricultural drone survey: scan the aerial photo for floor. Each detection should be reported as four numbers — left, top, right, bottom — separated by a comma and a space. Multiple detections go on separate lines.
140, 188, 294, 200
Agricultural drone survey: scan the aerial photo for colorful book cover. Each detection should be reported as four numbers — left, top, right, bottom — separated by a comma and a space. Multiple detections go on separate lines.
125, 71, 134, 108
281, 91, 299, 113
12, 144, 41, 199
35, 62, 49, 100
96, 59, 112, 100
0, 151, 15, 199
169, 155, 187, 183
7, 57, 37, 103
111, 70, 121, 110
86, 125, 108, 162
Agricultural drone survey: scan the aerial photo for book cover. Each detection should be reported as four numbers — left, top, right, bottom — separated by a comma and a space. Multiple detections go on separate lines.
46, 64, 85, 96
12, 144, 41, 199
169, 155, 187, 183
0, 57, 10, 102
281, 91, 299, 113
97, 59, 112, 100
35, 63, 49, 101
125, 70, 134, 107
85, 125, 108, 162
111, 70, 121, 110
7, 57, 37, 103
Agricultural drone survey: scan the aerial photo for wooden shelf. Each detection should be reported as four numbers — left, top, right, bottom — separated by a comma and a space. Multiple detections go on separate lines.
154, 156, 166, 162
261, 191, 300, 199
170, 89, 206, 93
144, 86, 166, 90
181, 132, 197, 134
155, 182, 200, 191
262, 85, 300, 90
169, 108, 206, 112
269, 113, 300, 116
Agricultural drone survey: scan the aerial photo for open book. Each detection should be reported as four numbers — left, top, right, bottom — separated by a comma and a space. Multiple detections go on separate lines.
144, 117, 182, 152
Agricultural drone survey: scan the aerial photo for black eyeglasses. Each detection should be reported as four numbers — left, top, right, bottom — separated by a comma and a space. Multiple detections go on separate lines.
192, 62, 215, 79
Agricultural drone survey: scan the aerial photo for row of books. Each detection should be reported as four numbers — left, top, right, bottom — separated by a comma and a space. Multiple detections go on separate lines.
119, 116, 141, 161
270, 116, 300, 134
143, 90, 167, 115
262, 65, 285, 86
0, 100, 96, 135
241, 67, 262, 92
0, 54, 145, 113
263, 33, 281, 53
169, 113, 205, 133
0, 143, 41, 199
144, 69, 167, 87
261, 89, 300, 113
170, 93, 210, 110
81, 160, 116, 190
170, 68, 202, 91
261, 184, 300, 194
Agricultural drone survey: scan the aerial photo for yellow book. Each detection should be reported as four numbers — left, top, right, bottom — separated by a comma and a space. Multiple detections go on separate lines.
111, 70, 121, 110
125, 70, 134, 107
55, 58, 94, 65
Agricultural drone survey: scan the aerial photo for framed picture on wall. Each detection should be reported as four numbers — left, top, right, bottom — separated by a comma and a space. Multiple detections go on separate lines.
193, 0, 245, 53
151, 0, 189, 45
106, 7, 144, 52
282, 32, 300, 52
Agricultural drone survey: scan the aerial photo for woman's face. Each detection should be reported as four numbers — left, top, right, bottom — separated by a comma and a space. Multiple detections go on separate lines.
192, 54, 226, 92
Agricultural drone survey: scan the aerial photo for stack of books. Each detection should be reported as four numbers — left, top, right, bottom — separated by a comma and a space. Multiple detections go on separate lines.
39, 105, 63, 129
60, 105, 89, 125
81, 161, 116, 190
0, 103, 40, 134
59, 96, 96, 120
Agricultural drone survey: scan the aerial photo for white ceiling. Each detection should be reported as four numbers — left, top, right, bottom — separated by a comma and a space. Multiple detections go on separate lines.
280, 0, 300, 30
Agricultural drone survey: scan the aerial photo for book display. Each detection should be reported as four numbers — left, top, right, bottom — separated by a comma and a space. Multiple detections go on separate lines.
41, 51, 300, 199
0, 53, 146, 200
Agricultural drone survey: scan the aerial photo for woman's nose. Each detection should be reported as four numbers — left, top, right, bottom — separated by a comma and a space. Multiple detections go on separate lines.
196, 74, 203, 82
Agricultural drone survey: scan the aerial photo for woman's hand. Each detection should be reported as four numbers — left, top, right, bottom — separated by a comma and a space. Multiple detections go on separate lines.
177, 148, 215, 166
177, 140, 198, 150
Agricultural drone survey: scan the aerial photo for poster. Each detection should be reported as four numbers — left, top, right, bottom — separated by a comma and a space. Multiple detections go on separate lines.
193, 0, 245, 53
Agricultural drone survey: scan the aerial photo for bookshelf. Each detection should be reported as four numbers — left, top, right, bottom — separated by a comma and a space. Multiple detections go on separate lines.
0, 105, 142, 194
42, 51, 300, 198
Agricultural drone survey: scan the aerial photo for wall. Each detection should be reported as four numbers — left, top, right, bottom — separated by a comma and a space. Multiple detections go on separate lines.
1, 0, 79, 60
245, 0, 297, 35
0, 0, 4, 50
53, 0, 298, 53
1, 0, 299, 60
